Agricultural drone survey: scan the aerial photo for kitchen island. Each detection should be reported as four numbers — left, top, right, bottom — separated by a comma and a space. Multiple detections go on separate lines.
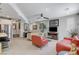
0, 33, 9, 53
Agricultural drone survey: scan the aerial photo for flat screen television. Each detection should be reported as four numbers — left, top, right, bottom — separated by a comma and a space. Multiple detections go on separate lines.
49, 27, 57, 32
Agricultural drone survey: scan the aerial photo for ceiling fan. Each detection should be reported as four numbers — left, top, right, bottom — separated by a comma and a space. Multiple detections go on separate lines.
29, 13, 50, 20
40, 13, 49, 19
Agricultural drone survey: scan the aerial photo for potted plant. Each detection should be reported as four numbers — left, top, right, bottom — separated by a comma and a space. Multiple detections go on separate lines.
69, 29, 78, 37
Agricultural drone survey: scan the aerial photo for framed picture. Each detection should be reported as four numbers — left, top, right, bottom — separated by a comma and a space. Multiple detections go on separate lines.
49, 19, 59, 27
33, 25, 37, 30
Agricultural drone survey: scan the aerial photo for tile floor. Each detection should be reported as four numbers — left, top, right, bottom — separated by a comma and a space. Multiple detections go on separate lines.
1, 38, 57, 55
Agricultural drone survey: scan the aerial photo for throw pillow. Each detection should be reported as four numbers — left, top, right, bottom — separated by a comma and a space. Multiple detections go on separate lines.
73, 36, 79, 40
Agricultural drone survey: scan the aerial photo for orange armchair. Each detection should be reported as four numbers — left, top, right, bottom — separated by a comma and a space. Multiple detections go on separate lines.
56, 38, 79, 55
32, 35, 48, 47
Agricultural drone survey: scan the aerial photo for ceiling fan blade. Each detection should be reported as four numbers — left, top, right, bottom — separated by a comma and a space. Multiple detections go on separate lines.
43, 17, 49, 19
29, 13, 50, 20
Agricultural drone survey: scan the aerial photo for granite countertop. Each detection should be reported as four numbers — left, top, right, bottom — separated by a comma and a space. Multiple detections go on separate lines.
0, 33, 7, 37
0, 33, 9, 42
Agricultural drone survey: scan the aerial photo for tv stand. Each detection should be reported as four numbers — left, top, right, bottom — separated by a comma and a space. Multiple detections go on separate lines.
48, 32, 58, 40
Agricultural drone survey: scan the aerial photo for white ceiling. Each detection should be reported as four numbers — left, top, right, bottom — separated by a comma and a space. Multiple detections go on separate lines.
0, 3, 79, 22
0, 3, 20, 19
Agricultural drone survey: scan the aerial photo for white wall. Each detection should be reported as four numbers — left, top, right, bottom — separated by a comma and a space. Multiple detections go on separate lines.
58, 17, 67, 40
58, 15, 77, 40
20, 22, 24, 37
74, 15, 79, 32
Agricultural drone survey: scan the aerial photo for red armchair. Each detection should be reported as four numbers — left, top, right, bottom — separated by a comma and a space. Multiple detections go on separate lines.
32, 35, 48, 47
56, 38, 79, 55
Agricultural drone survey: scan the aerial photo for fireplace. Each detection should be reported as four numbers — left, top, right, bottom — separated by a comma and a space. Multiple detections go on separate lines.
48, 32, 58, 40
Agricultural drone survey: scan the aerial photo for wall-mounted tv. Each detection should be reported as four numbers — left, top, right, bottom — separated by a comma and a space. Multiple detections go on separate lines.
49, 27, 57, 32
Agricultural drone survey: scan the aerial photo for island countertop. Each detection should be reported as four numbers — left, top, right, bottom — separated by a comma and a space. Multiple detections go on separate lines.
0, 33, 9, 42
